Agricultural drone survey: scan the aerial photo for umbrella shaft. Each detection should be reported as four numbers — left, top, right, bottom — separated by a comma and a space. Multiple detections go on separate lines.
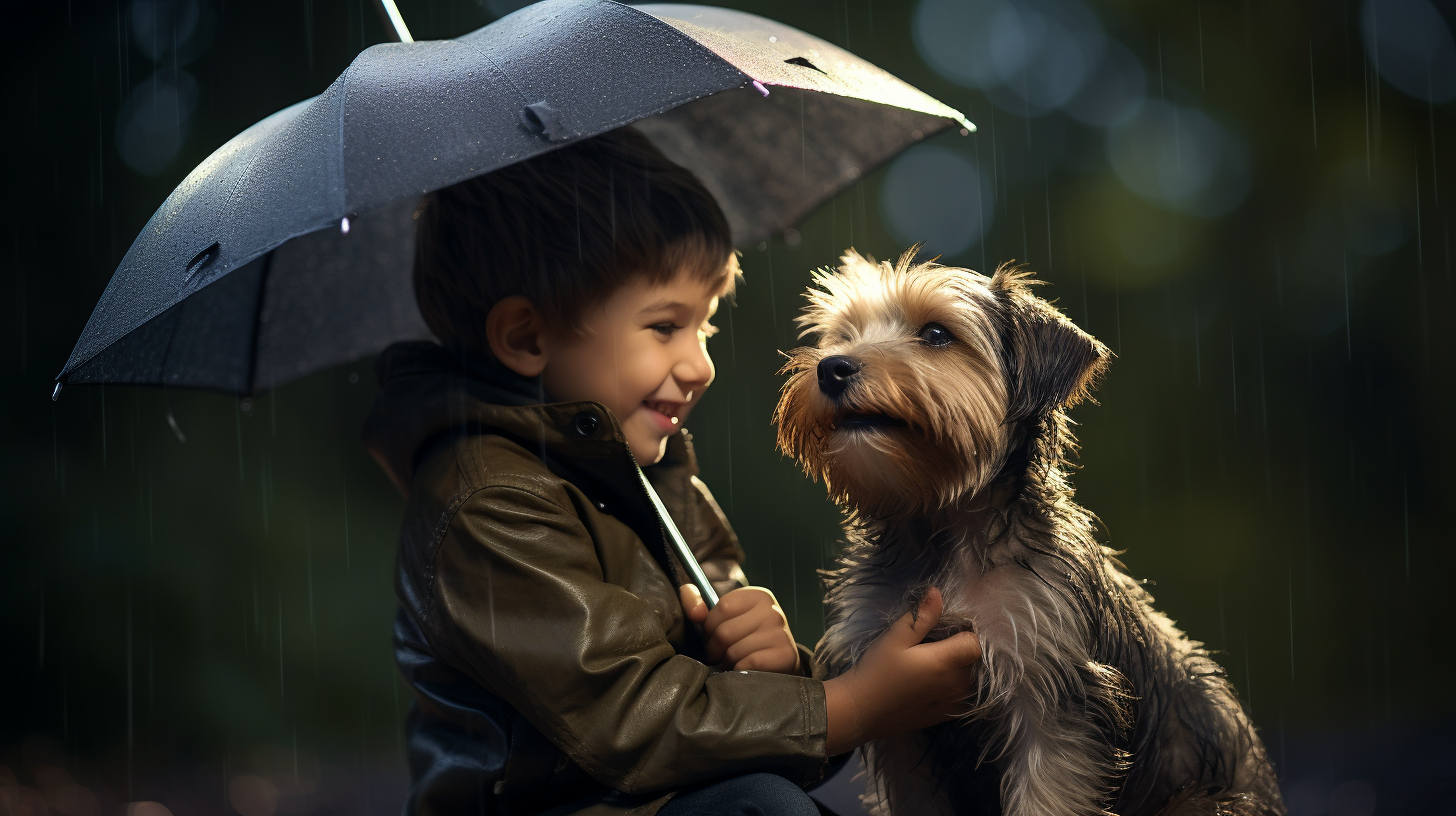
636, 465, 719, 609
372, 0, 414, 43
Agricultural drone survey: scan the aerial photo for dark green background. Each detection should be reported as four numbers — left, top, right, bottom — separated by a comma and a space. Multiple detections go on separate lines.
3, 0, 1453, 812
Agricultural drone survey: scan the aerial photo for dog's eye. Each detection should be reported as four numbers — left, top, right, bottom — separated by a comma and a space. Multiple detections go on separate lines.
918, 322, 953, 347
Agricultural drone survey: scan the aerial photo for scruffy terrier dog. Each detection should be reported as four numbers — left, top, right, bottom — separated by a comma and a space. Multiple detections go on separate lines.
775, 250, 1284, 816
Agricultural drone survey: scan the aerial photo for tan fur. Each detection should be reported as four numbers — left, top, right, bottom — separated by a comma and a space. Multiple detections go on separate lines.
777, 250, 1284, 816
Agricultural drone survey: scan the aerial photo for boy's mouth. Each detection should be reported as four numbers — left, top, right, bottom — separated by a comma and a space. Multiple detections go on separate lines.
643, 400, 683, 431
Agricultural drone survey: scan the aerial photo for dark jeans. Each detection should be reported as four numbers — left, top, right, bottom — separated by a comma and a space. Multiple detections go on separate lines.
657, 773, 825, 816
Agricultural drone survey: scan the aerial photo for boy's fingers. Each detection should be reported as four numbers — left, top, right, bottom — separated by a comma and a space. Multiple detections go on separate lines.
732, 646, 798, 673
710, 587, 772, 621
722, 629, 789, 667
920, 631, 982, 668
879, 587, 945, 651
706, 605, 770, 651
679, 584, 708, 624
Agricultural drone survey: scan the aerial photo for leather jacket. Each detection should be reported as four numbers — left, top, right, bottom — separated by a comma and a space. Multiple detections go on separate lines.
363, 343, 829, 816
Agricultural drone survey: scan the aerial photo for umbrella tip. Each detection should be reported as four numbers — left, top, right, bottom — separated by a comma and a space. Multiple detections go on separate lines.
341, 216, 351, 235
752, 80, 770, 97
51, 381, 63, 401
958, 118, 977, 134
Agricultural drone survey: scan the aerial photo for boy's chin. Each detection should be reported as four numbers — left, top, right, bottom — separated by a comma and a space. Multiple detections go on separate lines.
626, 433, 669, 466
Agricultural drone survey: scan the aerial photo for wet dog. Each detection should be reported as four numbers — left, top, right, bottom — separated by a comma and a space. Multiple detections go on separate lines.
775, 250, 1284, 816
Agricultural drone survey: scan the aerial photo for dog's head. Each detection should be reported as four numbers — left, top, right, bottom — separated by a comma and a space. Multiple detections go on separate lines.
773, 249, 1110, 517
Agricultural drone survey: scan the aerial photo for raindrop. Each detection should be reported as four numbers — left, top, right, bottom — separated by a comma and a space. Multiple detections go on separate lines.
1403, 476, 1410, 580
165, 408, 186, 443
1308, 39, 1319, 148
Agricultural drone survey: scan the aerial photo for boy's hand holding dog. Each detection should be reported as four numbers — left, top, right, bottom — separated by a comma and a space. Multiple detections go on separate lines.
680, 585, 802, 674
821, 588, 980, 755
684, 585, 981, 755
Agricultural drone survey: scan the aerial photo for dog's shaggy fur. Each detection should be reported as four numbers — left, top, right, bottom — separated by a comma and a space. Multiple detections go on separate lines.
775, 250, 1284, 816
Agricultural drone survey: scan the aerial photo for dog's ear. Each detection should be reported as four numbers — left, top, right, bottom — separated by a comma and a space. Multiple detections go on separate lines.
993, 266, 1111, 422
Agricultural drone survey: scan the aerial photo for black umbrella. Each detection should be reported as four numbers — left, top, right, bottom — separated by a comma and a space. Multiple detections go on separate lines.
55, 0, 971, 398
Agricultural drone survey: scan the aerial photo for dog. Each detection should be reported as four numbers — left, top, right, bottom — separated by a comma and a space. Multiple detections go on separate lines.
774, 249, 1284, 816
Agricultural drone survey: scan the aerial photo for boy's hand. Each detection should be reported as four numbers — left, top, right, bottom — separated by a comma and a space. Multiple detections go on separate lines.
680, 585, 801, 674
821, 588, 982, 755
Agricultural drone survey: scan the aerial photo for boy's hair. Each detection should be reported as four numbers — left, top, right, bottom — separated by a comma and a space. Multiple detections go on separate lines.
414, 127, 738, 357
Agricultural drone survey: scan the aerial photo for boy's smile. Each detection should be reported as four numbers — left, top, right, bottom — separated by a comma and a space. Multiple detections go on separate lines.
541, 270, 725, 465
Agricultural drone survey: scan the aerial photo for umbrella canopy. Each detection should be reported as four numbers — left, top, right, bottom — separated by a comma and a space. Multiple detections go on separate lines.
57, 0, 971, 397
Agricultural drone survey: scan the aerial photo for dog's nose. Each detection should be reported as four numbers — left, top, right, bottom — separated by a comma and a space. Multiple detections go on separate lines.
817, 355, 861, 399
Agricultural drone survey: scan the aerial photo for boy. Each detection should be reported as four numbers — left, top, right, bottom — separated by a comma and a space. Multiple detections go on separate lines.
363, 128, 981, 816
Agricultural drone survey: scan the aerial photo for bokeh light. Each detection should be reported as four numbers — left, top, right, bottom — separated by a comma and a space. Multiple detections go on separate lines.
914, 0, 1110, 117
1106, 101, 1250, 217
115, 70, 200, 177
879, 145, 991, 258
1361, 0, 1456, 103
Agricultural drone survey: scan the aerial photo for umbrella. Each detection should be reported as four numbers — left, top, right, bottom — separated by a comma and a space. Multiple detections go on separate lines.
54, 0, 971, 398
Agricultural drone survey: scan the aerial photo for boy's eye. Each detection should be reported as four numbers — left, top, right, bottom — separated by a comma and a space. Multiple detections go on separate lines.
652, 323, 683, 337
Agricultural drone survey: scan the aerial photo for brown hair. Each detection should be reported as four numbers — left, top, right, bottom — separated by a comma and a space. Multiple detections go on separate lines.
413, 127, 738, 358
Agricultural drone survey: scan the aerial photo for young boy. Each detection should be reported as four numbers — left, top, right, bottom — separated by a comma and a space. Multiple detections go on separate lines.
363, 128, 981, 816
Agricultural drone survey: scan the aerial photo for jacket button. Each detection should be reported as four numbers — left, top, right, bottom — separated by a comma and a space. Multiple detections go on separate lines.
571, 411, 600, 438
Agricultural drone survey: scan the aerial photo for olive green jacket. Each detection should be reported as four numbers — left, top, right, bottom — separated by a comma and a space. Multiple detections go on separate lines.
363, 343, 829, 816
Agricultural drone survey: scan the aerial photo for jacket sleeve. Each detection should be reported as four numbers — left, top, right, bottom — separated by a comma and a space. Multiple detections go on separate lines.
685, 475, 748, 598
423, 483, 829, 794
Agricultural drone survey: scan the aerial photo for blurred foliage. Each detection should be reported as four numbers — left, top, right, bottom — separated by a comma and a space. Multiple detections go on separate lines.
2, 0, 1452, 801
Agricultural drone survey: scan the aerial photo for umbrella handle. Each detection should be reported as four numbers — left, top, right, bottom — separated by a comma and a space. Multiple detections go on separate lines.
636, 465, 720, 610
371, 0, 414, 43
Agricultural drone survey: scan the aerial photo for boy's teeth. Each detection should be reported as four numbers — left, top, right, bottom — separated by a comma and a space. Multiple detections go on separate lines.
648, 401, 680, 423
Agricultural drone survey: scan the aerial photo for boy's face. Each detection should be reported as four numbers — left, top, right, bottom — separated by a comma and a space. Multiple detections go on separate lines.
543, 270, 724, 466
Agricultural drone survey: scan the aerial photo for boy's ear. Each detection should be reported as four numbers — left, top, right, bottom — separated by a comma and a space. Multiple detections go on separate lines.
486, 296, 549, 377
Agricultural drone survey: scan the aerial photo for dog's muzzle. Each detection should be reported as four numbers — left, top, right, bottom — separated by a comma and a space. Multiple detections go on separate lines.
817, 355, 861, 399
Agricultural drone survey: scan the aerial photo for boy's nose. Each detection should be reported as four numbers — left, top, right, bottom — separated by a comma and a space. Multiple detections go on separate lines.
673, 338, 715, 391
